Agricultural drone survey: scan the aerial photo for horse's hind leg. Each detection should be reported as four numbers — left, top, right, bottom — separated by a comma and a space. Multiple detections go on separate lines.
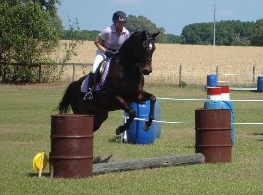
115, 95, 136, 135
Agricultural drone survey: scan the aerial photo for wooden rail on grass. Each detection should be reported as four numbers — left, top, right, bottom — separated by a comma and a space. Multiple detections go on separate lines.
93, 153, 205, 175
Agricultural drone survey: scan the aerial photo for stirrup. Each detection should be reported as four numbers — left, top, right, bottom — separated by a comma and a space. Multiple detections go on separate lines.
83, 90, 93, 101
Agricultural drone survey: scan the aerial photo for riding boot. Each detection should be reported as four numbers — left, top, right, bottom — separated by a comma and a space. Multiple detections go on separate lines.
83, 73, 95, 101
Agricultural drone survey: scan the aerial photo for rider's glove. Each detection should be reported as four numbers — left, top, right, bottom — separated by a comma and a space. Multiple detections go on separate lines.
104, 50, 115, 58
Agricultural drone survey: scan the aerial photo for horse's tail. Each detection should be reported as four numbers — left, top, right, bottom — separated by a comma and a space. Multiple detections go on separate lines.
57, 83, 72, 114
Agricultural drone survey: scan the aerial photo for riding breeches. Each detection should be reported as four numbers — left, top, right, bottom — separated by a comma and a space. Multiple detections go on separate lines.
92, 49, 106, 73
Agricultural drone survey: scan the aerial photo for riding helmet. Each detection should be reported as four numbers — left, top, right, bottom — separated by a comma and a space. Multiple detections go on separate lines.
112, 11, 127, 23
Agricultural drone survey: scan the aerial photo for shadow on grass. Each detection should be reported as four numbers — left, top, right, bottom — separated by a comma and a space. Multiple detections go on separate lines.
108, 136, 122, 143
28, 172, 50, 178
184, 145, 195, 149
251, 133, 263, 136
248, 133, 263, 142
250, 90, 262, 93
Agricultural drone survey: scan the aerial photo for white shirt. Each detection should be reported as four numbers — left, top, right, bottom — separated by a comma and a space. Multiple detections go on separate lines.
99, 24, 129, 50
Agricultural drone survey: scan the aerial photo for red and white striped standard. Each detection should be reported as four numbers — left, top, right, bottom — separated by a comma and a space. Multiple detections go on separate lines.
207, 87, 222, 100
220, 86, 230, 100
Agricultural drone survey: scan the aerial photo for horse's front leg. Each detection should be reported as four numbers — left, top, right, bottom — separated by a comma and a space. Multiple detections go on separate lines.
115, 95, 136, 135
137, 91, 156, 131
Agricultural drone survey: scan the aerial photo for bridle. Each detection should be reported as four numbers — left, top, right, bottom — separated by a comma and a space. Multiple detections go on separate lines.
119, 34, 154, 71
134, 37, 155, 68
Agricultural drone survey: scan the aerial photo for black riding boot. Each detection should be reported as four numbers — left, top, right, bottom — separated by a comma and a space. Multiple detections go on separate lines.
83, 73, 95, 101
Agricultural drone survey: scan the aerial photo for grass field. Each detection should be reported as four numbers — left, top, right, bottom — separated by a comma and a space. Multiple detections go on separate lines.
0, 83, 262, 195
51, 41, 262, 86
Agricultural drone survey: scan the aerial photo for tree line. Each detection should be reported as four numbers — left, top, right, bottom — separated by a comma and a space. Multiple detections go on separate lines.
181, 20, 262, 46
61, 18, 262, 46
0, 0, 262, 83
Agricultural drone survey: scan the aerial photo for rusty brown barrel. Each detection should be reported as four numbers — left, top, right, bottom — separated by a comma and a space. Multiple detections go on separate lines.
195, 109, 232, 163
50, 114, 94, 178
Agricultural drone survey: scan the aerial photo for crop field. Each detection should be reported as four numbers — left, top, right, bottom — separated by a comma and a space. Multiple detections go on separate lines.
0, 84, 262, 195
51, 41, 262, 86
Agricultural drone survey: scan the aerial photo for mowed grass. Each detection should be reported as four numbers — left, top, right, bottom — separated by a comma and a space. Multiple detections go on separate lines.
0, 84, 262, 195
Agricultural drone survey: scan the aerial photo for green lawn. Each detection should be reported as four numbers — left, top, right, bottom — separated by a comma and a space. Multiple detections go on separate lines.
0, 84, 262, 195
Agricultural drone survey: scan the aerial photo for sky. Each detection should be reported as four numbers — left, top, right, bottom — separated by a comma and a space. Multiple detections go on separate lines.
57, 0, 262, 35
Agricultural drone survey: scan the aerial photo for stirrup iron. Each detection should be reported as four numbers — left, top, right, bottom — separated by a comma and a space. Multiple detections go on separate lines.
83, 89, 93, 101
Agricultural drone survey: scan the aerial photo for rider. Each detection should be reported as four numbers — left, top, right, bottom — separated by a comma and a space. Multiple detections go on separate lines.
83, 11, 130, 101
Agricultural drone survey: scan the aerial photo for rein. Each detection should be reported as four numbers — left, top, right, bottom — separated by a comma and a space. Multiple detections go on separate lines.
119, 58, 151, 71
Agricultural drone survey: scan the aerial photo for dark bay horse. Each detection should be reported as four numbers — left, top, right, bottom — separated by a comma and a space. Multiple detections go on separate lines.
58, 31, 160, 135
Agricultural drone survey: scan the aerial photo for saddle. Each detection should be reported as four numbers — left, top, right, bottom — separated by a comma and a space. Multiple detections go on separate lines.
94, 59, 108, 84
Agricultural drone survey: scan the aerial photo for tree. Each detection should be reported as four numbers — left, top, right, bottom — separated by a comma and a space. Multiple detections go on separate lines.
0, 0, 60, 83
181, 23, 213, 45
27, 0, 61, 16
125, 15, 166, 43
216, 20, 253, 46
250, 19, 263, 46
181, 20, 254, 46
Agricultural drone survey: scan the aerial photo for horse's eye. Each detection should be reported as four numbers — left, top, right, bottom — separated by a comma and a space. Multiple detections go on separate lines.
143, 40, 148, 48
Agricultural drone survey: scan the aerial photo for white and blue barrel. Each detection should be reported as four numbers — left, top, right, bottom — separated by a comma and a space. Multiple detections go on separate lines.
257, 75, 263, 92
204, 86, 235, 145
124, 101, 155, 144
207, 74, 218, 87
220, 86, 234, 145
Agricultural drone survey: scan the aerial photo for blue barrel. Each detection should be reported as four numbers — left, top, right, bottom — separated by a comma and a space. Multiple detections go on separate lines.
127, 101, 155, 144
207, 75, 218, 87
204, 101, 235, 145
154, 99, 161, 139
257, 75, 263, 92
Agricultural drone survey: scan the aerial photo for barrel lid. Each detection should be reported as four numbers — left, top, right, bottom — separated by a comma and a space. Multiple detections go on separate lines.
207, 87, 221, 95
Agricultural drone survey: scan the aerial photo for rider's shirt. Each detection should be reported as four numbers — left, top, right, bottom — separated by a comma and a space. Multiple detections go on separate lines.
99, 24, 129, 51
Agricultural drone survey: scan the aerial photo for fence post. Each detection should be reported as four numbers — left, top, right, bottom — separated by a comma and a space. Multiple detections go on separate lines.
179, 64, 182, 87
252, 66, 255, 87
38, 65, 41, 83
3, 64, 6, 82
72, 63, 76, 81
216, 65, 219, 75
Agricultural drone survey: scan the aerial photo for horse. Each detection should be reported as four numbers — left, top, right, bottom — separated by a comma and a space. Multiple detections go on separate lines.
58, 31, 160, 135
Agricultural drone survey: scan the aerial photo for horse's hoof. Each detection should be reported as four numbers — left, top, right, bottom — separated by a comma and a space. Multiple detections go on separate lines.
116, 126, 124, 135
143, 122, 151, 131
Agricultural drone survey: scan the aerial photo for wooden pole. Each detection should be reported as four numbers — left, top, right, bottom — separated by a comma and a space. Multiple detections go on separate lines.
93, 154, 205, 175
72, 63, 76, 81
216, 65, 219, 76
38, 65, 41, 83
252, 66, 255, 87
38, 152, 44, 178
179, 64, 182, 87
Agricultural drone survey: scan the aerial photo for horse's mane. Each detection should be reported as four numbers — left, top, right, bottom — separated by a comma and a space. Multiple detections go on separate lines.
119, 31, 142, 52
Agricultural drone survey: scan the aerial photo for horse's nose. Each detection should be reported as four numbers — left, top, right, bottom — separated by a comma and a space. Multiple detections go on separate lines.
142, 67, 152, 75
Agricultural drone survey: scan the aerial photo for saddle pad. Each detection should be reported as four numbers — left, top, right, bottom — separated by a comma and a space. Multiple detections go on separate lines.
81, 60, 111, 93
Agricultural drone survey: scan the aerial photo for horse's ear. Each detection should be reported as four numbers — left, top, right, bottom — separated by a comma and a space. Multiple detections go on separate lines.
152, 32, 160, 39
141, 31, 147, 39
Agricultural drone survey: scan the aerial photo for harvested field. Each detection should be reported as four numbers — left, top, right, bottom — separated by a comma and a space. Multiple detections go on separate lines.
52, 41, 262, 86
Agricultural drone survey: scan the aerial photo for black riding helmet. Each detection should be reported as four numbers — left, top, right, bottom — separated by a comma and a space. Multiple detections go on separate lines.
112, 11, 127, 23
